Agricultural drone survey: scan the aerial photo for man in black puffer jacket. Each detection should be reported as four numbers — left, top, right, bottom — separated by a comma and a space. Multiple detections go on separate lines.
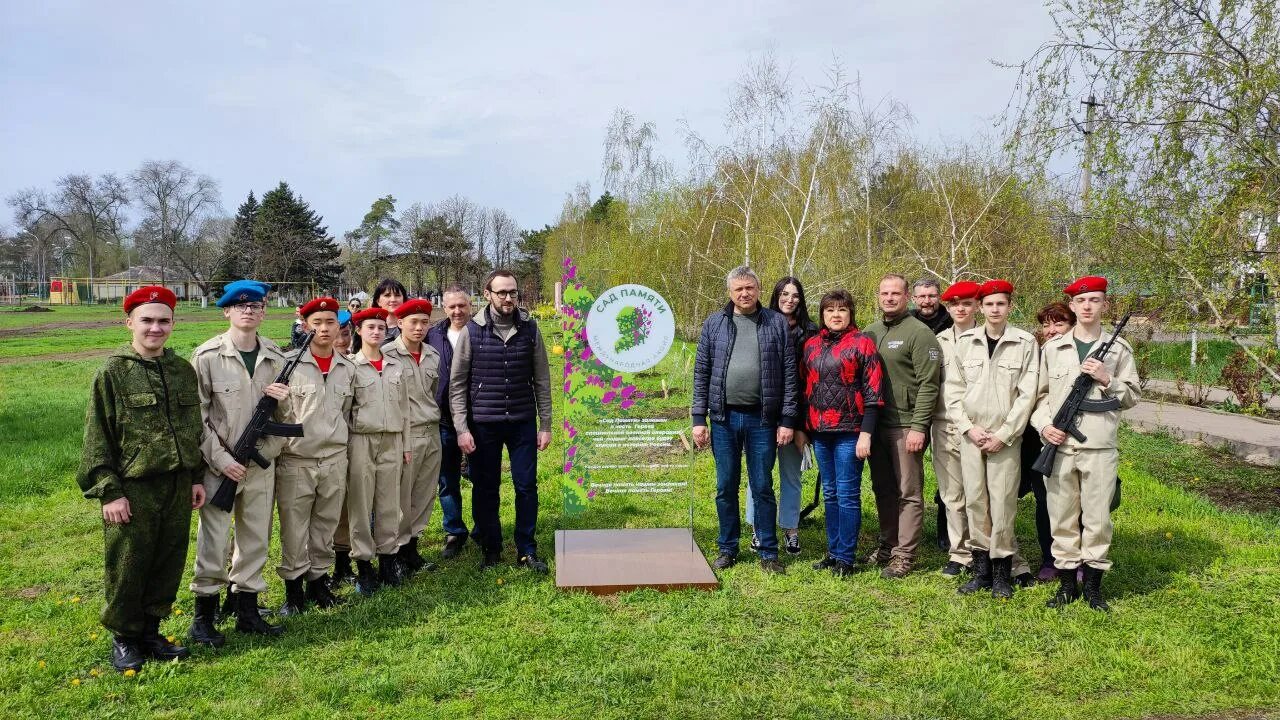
691, 266, 798, 574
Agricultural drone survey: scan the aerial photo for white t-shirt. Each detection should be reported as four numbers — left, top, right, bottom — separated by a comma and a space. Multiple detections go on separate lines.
447, 326, 464, 347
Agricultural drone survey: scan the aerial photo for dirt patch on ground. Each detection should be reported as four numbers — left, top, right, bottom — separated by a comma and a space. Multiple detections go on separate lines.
14, 585, 49, 600
1192, 478, 1280, 514
0, 320, 121, 339
0, 347, 114, 366
18, 305, 53, 313
1143, 711, 1276, 720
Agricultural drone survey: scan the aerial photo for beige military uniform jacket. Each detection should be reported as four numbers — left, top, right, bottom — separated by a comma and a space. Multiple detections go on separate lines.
944, 325, 1040, 446
1030, 331, 1140, 450
382, 336, 441, 430
278, 349, 355, 463
192, 332, 290, 476
348, 351, 412, 440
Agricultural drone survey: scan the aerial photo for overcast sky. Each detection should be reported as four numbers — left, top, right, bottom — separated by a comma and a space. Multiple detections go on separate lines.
2, 1, 1056, 235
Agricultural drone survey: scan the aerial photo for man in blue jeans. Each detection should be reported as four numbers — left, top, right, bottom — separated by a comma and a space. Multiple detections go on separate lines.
449, 270, 554, 573
692, 266, 798, 574
428, 286, 473, 559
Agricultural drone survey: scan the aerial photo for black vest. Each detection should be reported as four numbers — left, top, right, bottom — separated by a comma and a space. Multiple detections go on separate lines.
467, 312, 537, 423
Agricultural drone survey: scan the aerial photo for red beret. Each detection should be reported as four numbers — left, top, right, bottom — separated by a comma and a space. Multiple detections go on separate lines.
352, 307, 389, 325
393, 298, 433, 319
978, 280, 1014, 299
123, 285, 176, 314
940, 281, 981, 301
299, 297, 340, 318
1064, 275, 1108, 296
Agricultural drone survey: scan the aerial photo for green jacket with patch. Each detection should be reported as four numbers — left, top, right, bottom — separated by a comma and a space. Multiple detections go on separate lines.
862, 313, 942, 433
78, 345, 206, 504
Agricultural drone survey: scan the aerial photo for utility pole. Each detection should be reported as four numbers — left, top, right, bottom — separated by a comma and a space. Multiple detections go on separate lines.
1080, 94, 1102, 206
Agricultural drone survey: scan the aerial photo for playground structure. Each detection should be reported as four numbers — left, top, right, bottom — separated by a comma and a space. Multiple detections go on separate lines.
1, 275, 317, 307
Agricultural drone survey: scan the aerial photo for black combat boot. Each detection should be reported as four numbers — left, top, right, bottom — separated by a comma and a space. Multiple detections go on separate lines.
958, 550, 992, 595
331, 549, 355, 586
140, 616, 190, 660
1046, 568, 1081, 608
188, 594, 226, 648
218, 589, 237, 624
278, 578, 307, 617
1082, 566, 1110, 612
306, 577, 345, 609
400, 537, 436, 574
111, 636, 146, 673
991, 556, 1014, 600
378, 553, 404, 586
355, 560, 380, 596
236, 591, 284, 636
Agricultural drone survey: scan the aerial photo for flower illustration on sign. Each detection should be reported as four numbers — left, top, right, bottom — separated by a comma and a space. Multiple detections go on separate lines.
613, 304, 654, 353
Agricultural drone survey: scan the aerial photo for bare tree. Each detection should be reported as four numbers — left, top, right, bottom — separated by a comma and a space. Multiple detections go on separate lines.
130, 160, 222, 295
8, 174, 130, 301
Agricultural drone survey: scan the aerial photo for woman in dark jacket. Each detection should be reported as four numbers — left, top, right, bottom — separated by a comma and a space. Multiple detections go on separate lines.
801, 289, 885, 576
747, 276, 819, 555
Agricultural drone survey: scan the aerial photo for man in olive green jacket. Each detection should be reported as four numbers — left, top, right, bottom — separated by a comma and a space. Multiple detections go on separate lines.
862, 274, 942, 578
78, 286, 207, 673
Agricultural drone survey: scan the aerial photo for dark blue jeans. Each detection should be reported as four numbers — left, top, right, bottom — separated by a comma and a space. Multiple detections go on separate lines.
812, 432, 864, 564
711, 408, 779, 559
438, 425, 468, 537
468, 419, 539, 557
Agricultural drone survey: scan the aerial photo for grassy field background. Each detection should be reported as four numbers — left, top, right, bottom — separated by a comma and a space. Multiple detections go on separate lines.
1, 306, 1278, 719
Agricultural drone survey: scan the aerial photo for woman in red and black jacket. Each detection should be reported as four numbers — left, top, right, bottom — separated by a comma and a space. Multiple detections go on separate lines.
800, 289, 885, 576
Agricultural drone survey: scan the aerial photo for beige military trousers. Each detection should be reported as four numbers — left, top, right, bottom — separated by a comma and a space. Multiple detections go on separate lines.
190, 464, 275, 595
930, 422, 971, 566
397, 427, 442, 547
345, 431, 404, 560
276, 456, 347, 581
1045, 447, 1118, 571
959, 434, 1030, 575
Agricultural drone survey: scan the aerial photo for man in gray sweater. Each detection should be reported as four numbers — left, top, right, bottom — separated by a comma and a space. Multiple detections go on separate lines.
450, 270, 554, 573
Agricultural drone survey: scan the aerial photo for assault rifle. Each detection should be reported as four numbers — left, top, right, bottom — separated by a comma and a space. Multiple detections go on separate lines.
1031, 313, 1132, 476
208, 331, 315, 512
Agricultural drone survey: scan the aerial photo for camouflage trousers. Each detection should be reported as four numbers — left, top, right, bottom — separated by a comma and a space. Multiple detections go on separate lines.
102, 474, 191, 638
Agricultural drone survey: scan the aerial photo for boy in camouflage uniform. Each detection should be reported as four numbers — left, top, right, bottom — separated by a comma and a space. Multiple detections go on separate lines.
78, 286, 206, 672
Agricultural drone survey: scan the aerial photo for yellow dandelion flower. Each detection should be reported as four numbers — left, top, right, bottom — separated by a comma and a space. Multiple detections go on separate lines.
90, 633, 99, 641
37, 660, 46, 669
173, 609, 183, 616
89, 669, 100, 677
71, 678, 81, 687
70, 597, 81, 604
497, 578, 504, 585
123, 669, 137, 678
1165, 532, 1174, 540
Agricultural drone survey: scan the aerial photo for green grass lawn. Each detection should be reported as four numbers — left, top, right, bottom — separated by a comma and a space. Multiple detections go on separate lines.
1, 323, 1278, 719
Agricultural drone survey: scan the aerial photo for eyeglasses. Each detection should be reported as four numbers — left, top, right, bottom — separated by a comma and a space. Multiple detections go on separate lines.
232, 303, 265, 313
488, 289, 518, 298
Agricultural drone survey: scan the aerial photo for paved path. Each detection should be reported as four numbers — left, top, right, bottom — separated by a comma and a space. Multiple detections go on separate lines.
1144, 378, 1280, 412
1124, 400, 1280, 467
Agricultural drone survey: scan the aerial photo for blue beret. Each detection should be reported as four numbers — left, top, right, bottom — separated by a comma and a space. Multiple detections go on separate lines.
216, 280, 270, 308
337, 310, 352, 327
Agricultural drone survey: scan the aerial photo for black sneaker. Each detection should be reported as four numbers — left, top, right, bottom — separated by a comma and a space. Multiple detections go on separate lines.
831, 560, 856, 578
940, 561, 965, 577
518, 553, 549, 574
783, 531, 801, 556
1014, 571, 1036, 588
441, 534, 467, 560
481, 551, 503, 570
712, 553, 737, 570
760, 558, 787, 575
812, 555, 839, 571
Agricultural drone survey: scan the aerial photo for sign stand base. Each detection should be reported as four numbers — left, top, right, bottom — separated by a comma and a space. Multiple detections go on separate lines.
554, 528, 719, 594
